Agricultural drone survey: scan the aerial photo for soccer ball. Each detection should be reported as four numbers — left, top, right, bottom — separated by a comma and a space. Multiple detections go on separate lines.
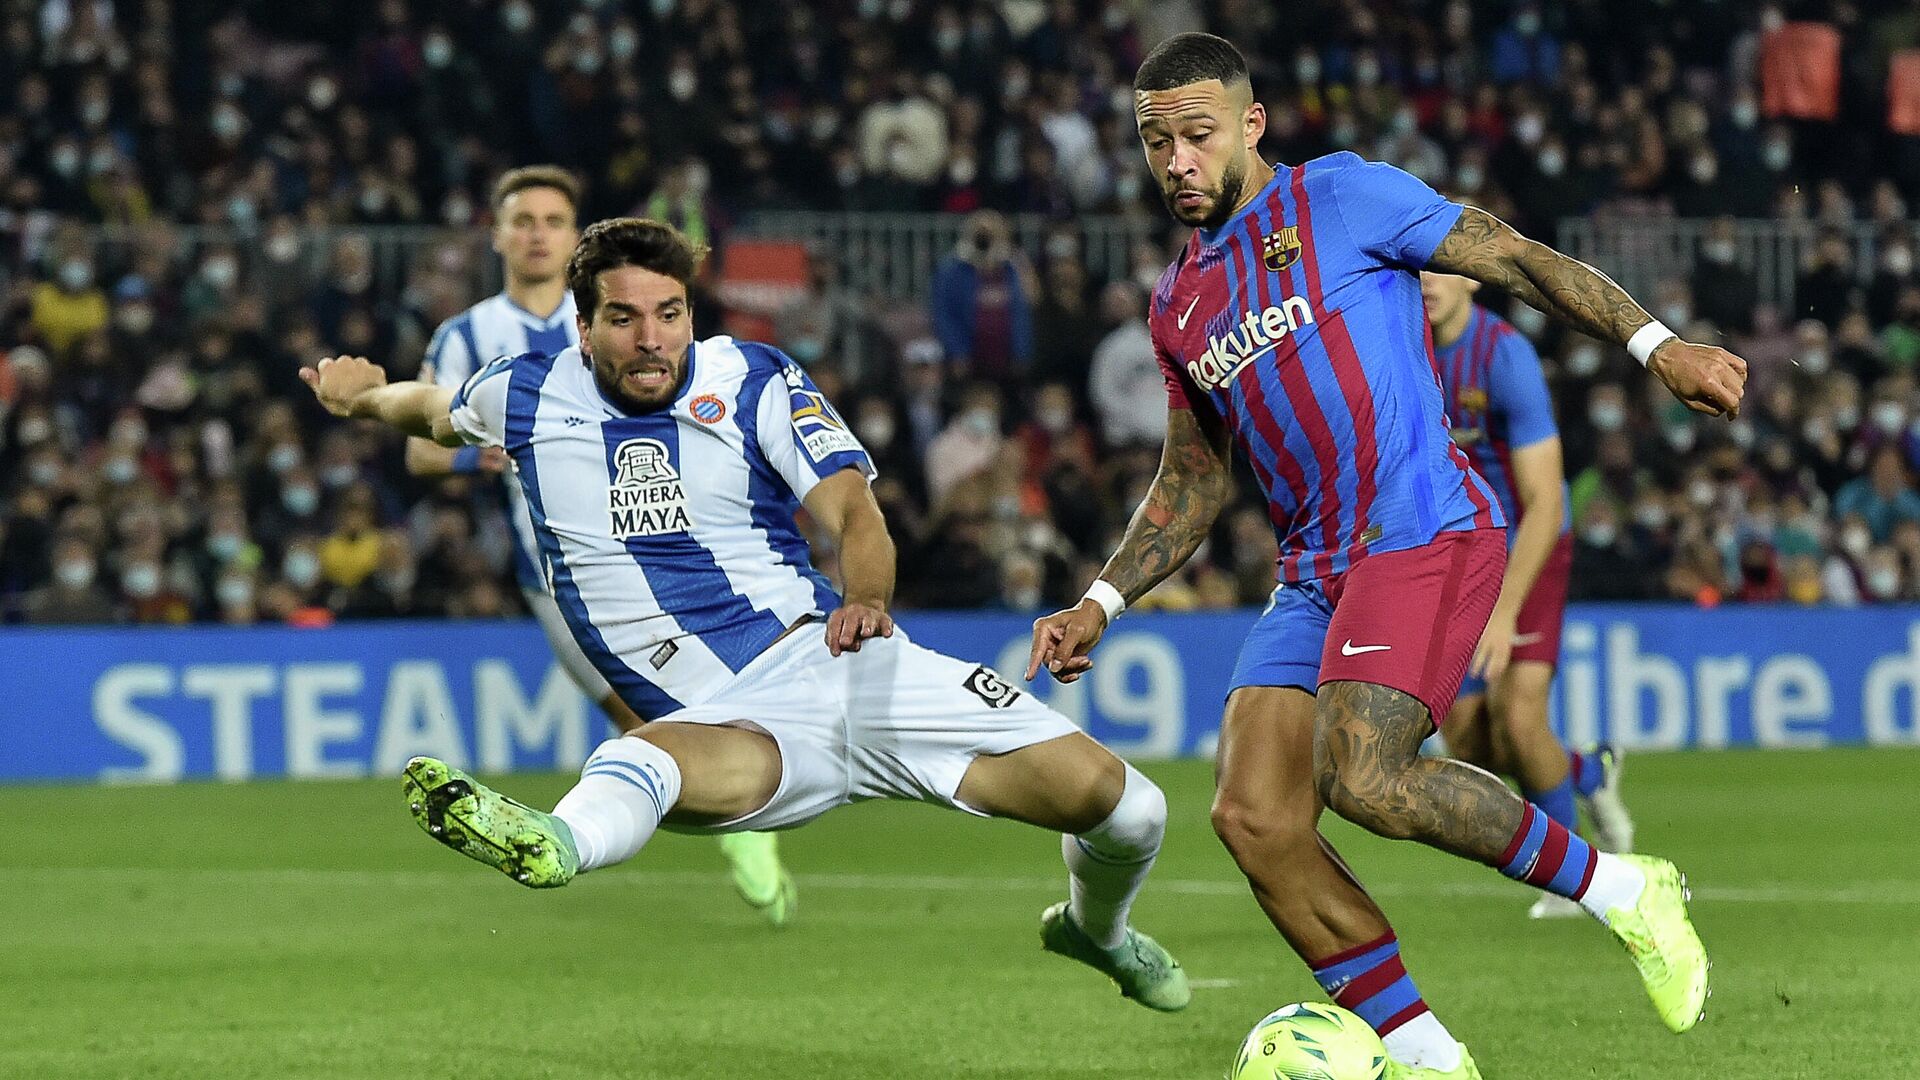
1228, 1002, 1388, 1080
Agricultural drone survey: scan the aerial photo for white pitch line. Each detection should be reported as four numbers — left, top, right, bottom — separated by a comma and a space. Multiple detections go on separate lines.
9, 866, 1920, 905
1188, 978, 1242, 990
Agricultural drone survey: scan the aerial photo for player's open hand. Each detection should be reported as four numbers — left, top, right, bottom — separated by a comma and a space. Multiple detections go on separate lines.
1469, 610, 1518, 683
826, 601, 893, 656
1025, 600, 1108, 684
1648, 339, 1746, 418
299, 355, 387, 418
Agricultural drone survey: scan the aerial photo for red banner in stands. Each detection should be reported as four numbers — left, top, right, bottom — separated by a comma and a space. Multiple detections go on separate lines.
1761, 22, 1841, 122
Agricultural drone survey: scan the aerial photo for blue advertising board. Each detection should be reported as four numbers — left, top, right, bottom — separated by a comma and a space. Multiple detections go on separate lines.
2, 605, 1917, 783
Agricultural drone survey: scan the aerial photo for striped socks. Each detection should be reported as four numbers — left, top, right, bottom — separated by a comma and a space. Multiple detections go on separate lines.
1312, 932, 1459, 1071
1498, 802, 1644, 921
553, 735, 683, 872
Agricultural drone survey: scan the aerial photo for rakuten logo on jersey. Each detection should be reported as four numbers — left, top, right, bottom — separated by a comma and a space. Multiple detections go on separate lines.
1185, 296, 1317, 392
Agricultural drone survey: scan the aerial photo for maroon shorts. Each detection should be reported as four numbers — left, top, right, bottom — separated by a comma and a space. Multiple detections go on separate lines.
1508, 531, 1573, 667
1316, 528, 1507, 726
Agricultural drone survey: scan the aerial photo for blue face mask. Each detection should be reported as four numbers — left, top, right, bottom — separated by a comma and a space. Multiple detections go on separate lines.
788, 338, 826, 364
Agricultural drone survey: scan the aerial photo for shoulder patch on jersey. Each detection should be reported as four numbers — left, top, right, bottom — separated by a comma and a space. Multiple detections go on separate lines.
690, 394, 727, 424
608, 437, 692, 538
784, 366, 862, 461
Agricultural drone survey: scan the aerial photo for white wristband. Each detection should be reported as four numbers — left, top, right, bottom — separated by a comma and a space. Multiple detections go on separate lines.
1626, 320, 1676, 367
1082, 579, 1126, 625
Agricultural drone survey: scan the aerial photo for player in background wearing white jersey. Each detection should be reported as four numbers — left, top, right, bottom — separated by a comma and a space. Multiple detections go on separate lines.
402, 168, 794, 925
301, 217, 1191, 1012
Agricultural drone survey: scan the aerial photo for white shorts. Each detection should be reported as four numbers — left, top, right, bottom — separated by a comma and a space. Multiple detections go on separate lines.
659, 626, 1082, 832
523, 586, 615, 704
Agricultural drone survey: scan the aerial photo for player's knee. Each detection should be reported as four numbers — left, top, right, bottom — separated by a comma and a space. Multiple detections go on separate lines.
1210, 789, 1312, 868
1080, 763, 1165, 859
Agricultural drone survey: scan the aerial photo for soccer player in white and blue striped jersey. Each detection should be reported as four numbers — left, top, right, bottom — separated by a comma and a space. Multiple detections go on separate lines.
402, 168, 794, 924
302, 217, 1190, 1011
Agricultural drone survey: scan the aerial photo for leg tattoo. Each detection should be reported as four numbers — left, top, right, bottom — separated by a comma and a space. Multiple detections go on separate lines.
1312, 681, 1526, 862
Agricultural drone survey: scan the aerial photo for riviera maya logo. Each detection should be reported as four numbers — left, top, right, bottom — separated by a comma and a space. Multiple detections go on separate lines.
608, 437, 691, 538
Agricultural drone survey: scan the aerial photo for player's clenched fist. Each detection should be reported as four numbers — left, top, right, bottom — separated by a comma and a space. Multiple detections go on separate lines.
1648, 339, 1746, 418
299, 355, 387, 417
1025, 600, 1109, 684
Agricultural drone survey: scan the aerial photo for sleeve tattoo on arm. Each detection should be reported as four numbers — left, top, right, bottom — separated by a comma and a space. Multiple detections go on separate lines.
1428, 206, 1652, 348
1101, 406, 1234, 605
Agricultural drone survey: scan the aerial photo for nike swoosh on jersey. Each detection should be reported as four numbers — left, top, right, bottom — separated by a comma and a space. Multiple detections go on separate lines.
1340, 640, 1392, 656
1176, 295, 1202, 330
1510, 632, 1545, 646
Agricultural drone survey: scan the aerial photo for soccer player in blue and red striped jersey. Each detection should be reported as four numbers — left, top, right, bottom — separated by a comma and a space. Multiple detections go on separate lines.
1029, 33, 1743, 1080
1423, 271, 1637, 920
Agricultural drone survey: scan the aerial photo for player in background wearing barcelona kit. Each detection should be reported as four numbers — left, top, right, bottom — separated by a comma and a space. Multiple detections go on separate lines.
402, 168, 793, 924
1030, 34, 1743, 1079
1423, 271, 1636, 921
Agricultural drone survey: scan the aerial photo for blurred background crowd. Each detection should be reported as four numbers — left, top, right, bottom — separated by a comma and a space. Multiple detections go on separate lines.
8, 0, 1920, 624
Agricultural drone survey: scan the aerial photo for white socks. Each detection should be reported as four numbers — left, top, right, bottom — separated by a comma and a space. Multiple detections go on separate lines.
1578, 852, 1648, 923
1383, 1013, 1461, 1072
1062, 763, 1166, 949
552, 736, 683, 873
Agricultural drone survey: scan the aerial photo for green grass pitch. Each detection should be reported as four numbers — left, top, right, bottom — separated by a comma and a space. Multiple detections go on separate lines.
3, 748, 1913, 1079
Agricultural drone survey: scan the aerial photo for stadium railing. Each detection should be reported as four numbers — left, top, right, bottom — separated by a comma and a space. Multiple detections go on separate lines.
1556, 216, 1895, 318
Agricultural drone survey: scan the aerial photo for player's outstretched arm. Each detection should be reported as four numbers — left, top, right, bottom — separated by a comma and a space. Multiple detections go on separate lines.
1426, 206, 1747, 417
299, 355, 462, 446
803, 468, 897, 657
1026, 405, 1233, 683
406, 364, 509, 475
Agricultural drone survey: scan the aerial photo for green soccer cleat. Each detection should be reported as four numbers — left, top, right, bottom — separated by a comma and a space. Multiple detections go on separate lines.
1039, 901, 1190, 1012
718, 831, 796, 928
401, 757, 578, 888
1603, 854, 1710, 1033
1385, 1043, 1482, 1080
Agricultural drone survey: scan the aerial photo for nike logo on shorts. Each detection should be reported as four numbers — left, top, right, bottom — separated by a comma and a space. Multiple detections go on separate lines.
1340, 640, 1392, 656
1176, 295, 1202, 330
1510, 632, 1544, 646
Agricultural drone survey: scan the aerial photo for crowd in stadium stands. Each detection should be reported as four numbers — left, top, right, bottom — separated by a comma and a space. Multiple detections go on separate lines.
10, 0, 1920, 623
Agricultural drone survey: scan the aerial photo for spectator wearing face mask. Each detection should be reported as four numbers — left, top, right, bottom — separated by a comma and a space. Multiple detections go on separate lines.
30, 254, 108, 358
929, 210, 1034, 385
925, 382, 1005, 508
1013, 382, 1095, 486
1860, 546, 1907, 603
1087, 282, 1164, 451
1867, 231, 1917, 327
1835, 443, 1920, 542
1797, 230, 1859, 329
120, 549, 191, 624
23, 536, 120, 624
1693, 217, 1758, 334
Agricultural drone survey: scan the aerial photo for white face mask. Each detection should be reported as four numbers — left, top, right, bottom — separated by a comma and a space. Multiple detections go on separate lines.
1886, 248, 1914, 277
1582, 522, 1618, 547
1689, 479, 1717, 508
284, 551, 322, 589
962, 409, 997, 437
1872, 401, 1907, 434
1566, 344, 1603, 377
1731, 101, 1758, 129
1869, 567, 1901, 599
424, 36, 453, 68
1514, 114, 1545, 147
669, 69, 697, 101
1764, 142, 1791, 171
858, 416, 896, 449
217, 577, 254, 608
202, 257, 239, 290
59, 261, 93, 290
56, 561, 97, 589
1588, 402, 1626, 431
1634, 502, 1669, 530
1664, 423, 1697, 452
122, 564, 161, 599
1703, 239, 1737, 266
1843, 527, 1872, 558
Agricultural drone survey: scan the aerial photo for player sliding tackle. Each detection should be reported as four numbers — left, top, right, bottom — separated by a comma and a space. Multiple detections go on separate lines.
301, 217, 1190, 1012
1029, 33, 1736, 1080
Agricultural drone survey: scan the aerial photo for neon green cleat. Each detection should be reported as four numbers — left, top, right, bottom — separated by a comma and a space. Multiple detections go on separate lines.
1603, 854, 1710, 1033
1385, 1043, 1482, 1080
401, 757, 578, 888
1039, 901, 1190, 1012
718, 831, 796, 927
